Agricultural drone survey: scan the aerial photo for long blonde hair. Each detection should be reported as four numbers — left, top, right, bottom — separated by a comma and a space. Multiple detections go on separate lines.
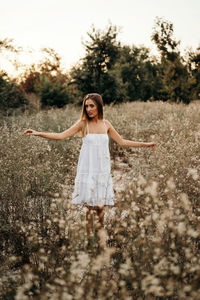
78, 93, 104, 137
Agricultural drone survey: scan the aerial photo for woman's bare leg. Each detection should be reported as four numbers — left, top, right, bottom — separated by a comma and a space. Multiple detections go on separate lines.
96, 207, 104, 230
86, 207, 93, 237
86, 206, 104, 237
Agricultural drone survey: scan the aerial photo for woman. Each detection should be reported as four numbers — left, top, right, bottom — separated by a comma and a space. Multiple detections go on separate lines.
24, 93, 156, 236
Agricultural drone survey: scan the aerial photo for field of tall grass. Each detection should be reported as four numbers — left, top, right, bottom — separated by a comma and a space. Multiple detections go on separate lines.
0, 101, 200, 299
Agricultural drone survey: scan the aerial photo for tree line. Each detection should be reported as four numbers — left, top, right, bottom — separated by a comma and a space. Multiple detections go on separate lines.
0, 17, 200, 113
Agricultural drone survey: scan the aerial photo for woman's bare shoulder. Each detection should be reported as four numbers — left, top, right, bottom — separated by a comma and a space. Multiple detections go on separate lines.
75, 119, 85, 129
104, 119, 112, 128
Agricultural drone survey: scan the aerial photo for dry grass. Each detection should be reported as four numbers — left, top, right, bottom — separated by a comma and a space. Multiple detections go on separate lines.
0, 101, 200, 299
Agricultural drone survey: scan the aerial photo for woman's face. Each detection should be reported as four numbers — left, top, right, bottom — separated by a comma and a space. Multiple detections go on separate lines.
85, 99, 98, 119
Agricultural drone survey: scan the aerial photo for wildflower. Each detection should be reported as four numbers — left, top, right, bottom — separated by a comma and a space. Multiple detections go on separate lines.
152, 212, 159, 221
98, 228, 108, 248
9, 256, 17, 262
119, 263, 130, 276
50, 203, 57, 211
187, 168, 199, 180
54, 192, 59, 198
177, 222, 186, 235
180, 193, 191, 211
40, 256, 48, 262
145, 181, 158, 197
119, 280, 126, 287
59, 219, 66, 229
61, 292, 73, 300
187, 228, 199, 238
184, 285, 191, 292
170, 264, 180, 275
54, 278, 66, 286
137, 174, 147, 186
166, 177, 176, 190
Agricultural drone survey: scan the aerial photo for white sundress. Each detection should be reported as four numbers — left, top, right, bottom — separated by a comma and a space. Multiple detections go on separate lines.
72, 121, 114, 207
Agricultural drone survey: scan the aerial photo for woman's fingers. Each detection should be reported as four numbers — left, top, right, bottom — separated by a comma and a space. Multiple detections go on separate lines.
147, 142, 157, 149
151, 142, 157, 149
23, 129, 35, 135
23, 129, 32, 134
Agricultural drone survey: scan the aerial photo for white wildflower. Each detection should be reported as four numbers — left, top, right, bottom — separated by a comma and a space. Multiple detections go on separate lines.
137, 174, 147, 186
98, 228, 108, 248
187, 168, 199, 180
59, 219, 66, 229
54, 278, 66, 286
185, 248, 192, 259
145, 181, 158, 197
167, 177, 176, 190
177, 222, 186, 235
152, 212, 159, 221
180, 193, 191, 211
50, 203, 57, 211
119, 263, 130, 276
121, 210, 129, 219
187, 228, 199, 238
61, 292, 73, 300
170, 264, 180, 275
183, 285, 191, 292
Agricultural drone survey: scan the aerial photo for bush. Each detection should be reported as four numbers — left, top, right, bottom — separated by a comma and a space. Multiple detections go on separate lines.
34, 75, 71, 108
0, 72, 27, 113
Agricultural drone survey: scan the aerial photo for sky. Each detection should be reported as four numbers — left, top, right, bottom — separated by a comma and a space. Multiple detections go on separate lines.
0, 0, 200, 75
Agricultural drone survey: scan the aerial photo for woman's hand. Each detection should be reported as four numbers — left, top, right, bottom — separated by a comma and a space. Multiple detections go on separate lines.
145, 142, 157, 149
23, 129, 39, 136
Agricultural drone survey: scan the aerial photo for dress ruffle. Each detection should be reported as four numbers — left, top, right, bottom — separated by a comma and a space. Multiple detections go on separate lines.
72, 173, 114, 206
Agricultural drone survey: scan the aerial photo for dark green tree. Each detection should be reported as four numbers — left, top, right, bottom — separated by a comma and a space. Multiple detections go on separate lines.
70, 24, 122, 103
0, 72, 27, 112
0, 38, 27, 113
20, 48, 71, 108
34, 75, 71, 108
187, 47, 200, 100
113, 45, 161, 101
152, 17, 191, 103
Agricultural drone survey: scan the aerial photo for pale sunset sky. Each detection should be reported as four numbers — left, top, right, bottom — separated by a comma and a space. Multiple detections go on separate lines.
1, 0, 200, 75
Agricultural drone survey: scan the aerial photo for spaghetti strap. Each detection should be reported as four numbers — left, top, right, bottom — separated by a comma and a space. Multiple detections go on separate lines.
103, 120, 107, 134
86, 122, 89, 134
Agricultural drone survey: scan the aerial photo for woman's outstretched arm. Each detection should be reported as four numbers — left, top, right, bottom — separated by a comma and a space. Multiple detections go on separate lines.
105, 120, 156, 149
23, 120, 83, 140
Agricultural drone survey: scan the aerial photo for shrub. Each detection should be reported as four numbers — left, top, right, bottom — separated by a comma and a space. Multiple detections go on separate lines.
34, 75, 71, 108
0, 72, 27, 113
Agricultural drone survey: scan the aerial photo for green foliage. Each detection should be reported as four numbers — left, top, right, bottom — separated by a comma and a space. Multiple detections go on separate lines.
152, 17, 191, 103
162, 58, 191, 103
34, 75, 71, 108
113, 45, 160, 101
187, 47, 200, 99
0, 37, 28, 113
0, 72, 27, 113
2, 21, 200, 108
152, 17, 180, 59
70, 24, 122, 103
20, 48, 71, 108
20, 66, 41, 94
70, 21, 194, 104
